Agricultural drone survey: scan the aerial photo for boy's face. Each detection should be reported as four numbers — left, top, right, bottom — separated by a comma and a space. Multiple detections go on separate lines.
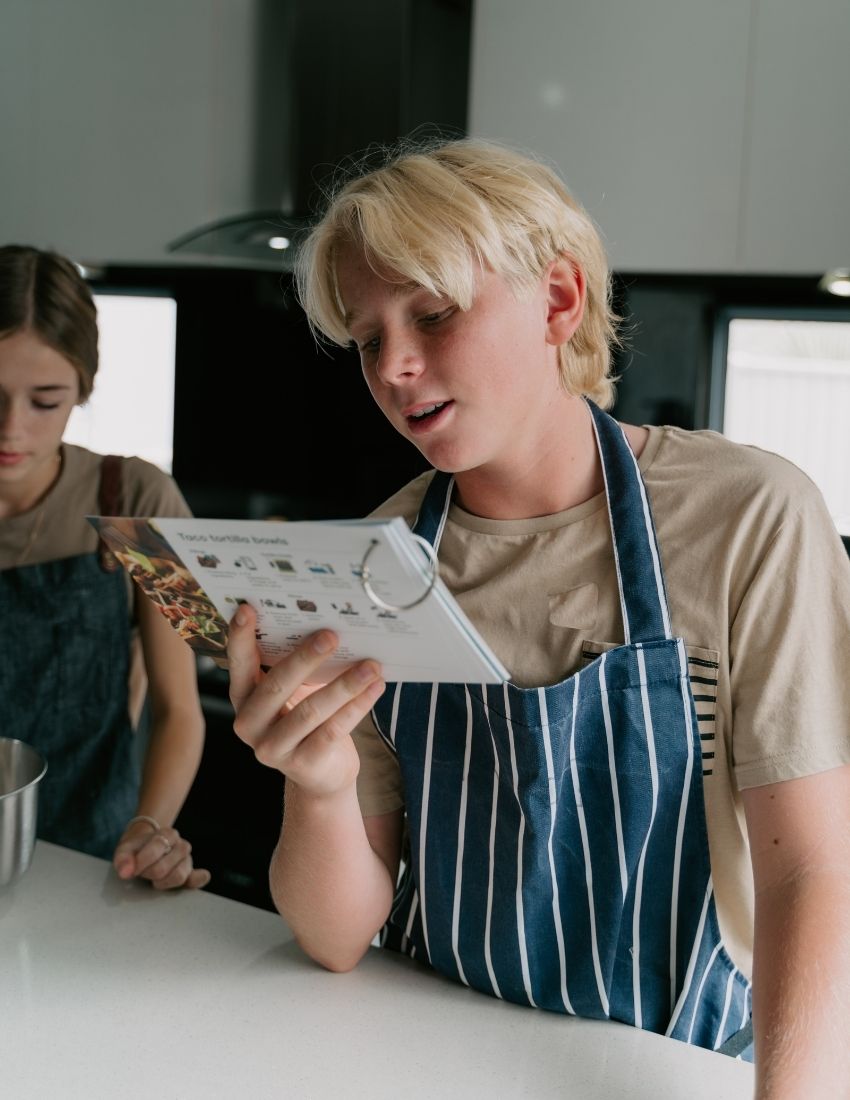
336, 244, 569, 482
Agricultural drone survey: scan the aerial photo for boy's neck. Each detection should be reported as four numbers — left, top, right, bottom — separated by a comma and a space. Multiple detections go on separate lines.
453, 400, 648, 521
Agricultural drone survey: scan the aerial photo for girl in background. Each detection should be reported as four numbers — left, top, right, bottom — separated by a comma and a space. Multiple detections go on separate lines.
0, 244, 207, 889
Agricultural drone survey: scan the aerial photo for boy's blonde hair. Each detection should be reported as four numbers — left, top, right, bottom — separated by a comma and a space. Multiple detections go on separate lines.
296, 139, 618, 408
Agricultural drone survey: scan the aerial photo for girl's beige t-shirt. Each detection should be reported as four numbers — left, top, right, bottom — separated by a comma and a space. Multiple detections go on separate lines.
352, 424, 850, 979
0, 444, 189, 571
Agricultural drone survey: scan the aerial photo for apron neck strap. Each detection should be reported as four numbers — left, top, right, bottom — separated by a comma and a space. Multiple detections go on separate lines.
412, 399, 673, 645
412, 471, 455, 550
97, 454, 124, 573
586, 399, 672, 643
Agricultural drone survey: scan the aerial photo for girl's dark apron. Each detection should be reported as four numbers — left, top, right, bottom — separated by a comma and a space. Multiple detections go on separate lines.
372, 401, 754, 1060
0, 456, 138, 859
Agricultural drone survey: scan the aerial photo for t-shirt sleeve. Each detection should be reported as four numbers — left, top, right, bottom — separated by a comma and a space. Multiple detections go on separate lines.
121, 457, 192, 519
352, 712, 405, 815
730, 477, 850, 788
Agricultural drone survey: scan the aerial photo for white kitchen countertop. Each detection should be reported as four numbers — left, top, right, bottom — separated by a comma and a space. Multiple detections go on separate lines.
0, 842, 755, 1099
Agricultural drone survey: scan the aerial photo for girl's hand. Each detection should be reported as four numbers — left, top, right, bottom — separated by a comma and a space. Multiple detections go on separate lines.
113, 820, 210, 890
227, 604, 385, 798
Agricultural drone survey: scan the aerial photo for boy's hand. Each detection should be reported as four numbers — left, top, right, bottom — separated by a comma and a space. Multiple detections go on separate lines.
227, 605, 385, 797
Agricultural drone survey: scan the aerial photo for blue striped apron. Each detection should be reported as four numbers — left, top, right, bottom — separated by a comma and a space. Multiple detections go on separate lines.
371, 400, 753, 1059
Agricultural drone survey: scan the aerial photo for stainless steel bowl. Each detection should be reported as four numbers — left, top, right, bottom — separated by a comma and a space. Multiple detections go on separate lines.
0, 738, 48, 886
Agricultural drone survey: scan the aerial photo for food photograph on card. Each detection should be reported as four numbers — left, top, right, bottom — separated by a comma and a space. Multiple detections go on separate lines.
90, 517, 230, 658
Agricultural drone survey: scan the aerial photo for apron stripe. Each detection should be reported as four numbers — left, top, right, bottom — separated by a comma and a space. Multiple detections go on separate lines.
599, 653, 628, 901
568, 673, 610, 1016
686, 941, 724, 1044
589, 409, 632, 645
666, 880, 714, 1036
411, 472, 454, 548
483, 700, 503, 999
670, 640, 696, 1004
631, 645, 661, 1029
432, 476, 454, 549
450, 688, 474, 987
400, 888, 420, 950
539, 687, 574, 1014
714, 966, 739, 1050
504, 685, 537, 1008
404, 892, 419, 945
417, 685, 439, 962
388, 681, 403, 748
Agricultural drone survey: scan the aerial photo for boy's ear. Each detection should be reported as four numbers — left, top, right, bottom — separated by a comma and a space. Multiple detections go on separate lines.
545, 257, 586, 347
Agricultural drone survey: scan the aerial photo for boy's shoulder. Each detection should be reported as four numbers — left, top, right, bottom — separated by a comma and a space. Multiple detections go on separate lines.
368, 470, 437, 525
645, 423, 825, 521
366, 426, 834, 549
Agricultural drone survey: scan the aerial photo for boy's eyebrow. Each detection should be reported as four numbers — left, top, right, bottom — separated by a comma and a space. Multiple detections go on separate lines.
344, 283, 439, 327
32, 384, 74, 392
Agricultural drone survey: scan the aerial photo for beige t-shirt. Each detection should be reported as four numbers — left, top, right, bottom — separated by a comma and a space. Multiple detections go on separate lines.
352, 424, 850, 979
0, 444, 190, 572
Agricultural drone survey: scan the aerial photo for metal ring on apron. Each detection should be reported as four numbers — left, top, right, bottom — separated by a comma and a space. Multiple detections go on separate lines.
359, 535, 439, 612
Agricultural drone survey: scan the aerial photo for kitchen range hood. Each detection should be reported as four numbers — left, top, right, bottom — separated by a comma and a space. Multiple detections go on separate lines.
168, 0, 472, 268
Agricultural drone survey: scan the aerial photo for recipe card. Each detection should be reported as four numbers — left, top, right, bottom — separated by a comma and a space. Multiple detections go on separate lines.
89, 515, 510, 684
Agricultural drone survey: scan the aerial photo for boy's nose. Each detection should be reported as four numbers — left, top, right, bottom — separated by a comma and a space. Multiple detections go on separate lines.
376, 336, 424, 385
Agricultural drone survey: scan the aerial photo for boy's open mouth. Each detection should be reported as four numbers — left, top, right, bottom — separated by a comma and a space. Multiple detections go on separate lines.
407, 400, 452, 425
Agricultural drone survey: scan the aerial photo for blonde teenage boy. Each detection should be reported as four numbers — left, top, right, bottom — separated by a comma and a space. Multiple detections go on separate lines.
228, 140, 850, 1096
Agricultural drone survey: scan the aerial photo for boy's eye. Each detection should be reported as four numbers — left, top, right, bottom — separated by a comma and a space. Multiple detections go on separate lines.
357, 335, 381, 354
32, 401, 62, 411
420, 306, 455, 325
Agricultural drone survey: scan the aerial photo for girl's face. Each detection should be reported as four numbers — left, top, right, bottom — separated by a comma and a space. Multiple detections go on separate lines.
0, 329, 80, 498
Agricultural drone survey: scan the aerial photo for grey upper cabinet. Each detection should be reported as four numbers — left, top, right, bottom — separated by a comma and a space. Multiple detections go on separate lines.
4, 0, 847, 274
470, 0, 850, 274
737, 0, 850, 273
0, 0, 262, 265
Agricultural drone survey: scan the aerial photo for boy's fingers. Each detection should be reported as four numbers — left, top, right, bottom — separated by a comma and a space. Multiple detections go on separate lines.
227, 605, 261, 710
233, 630, 340, 742
253, 661, 383, 765
262, 630, 336, 698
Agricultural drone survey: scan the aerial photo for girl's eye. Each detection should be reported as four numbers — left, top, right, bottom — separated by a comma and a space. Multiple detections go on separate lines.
32, 402, 62, 411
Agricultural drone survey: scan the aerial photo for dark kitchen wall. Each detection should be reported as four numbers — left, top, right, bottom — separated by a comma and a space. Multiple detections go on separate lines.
97, 263, 430, 521
610, 271, 838, 430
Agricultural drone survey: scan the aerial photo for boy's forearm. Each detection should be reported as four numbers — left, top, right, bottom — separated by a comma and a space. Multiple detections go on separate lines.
752, 869, 850, 1099
271, 782, 395, 972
